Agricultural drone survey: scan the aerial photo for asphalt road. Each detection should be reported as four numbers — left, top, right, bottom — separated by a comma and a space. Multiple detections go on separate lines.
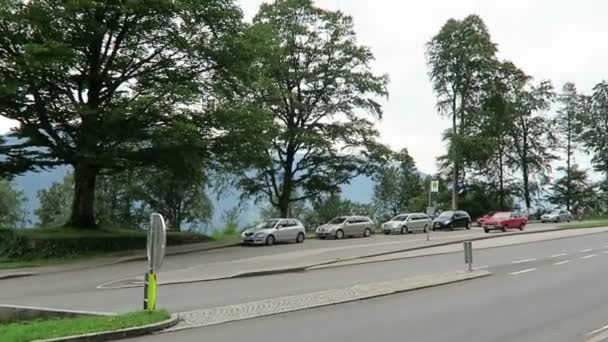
2, 225, 604, 315
119, 230, 608, 342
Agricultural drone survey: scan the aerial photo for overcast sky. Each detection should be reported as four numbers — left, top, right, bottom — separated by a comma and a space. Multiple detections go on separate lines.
1, 0, 606, 175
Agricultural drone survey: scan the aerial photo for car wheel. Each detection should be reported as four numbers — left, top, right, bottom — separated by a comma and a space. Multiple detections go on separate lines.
265, 235, 275, 246
484, 229, 489, 233
319, 236, 326, 240
423, 225, 428, 233
466, 222, 471, 230
335, 229, 344, 240
401, 226, 408, 235
519, 223, 525, 231
501, 225, 507, 232
432, 227, 436, 231
296, 232, 305, 243
556, 217, 561, 223
384, 231, 390, 235
363, 228, 372, 237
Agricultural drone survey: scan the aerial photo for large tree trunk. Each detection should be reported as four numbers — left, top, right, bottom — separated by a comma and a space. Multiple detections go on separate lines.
66, 164, 98, 228
451, 99, 458, 210
566, 122, 572, 211
499, 148, 505, 210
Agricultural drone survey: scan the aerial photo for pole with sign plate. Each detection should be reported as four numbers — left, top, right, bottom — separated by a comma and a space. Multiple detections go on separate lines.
144, 213, 166, 312
427, 181, 439, 241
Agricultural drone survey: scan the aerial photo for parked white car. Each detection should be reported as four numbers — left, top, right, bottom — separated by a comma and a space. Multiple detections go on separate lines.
315, 216, 374, 239
241, 218, 306, 246
382, 213, 431, 234
541, 209, 571, 223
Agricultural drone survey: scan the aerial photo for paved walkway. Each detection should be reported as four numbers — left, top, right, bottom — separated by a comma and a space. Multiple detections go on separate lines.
167, 270, 490, 332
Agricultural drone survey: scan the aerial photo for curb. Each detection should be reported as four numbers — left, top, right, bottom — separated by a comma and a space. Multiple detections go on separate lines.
32, 314, 180, 342
0, 271, 37, 280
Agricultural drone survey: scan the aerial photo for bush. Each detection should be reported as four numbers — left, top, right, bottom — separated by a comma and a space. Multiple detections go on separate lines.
0, 228, 211, 260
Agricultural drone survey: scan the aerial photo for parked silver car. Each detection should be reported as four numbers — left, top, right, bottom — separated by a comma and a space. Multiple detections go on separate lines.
541, 209, 571, 223
241, 218, 306, 246
382, 213, 431, 234
315, 216, 374, 239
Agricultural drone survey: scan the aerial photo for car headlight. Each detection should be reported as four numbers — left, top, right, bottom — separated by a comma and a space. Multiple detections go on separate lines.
254, 232, 266, 237
444, 220, 451, 225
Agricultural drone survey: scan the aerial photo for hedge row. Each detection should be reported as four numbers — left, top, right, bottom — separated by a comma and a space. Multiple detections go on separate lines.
0, 228, 211, 260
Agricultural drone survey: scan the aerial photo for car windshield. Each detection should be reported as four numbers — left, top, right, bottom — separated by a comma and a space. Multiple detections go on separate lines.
492, 212, 511, 219
257, 220, 279, 229
391, 215, 409, 222
329, 217, 348, 224
549, 210, 561, 215
437, 211, 454, 218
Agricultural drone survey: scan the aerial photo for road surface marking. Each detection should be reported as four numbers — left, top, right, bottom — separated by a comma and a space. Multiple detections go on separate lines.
474, 265, 489, 270
512, 258, 536, 264
550, 253, 567, 258
581, 254, 597, 259
580, 248, 593, 252
553, 260, 570, 266
509, 268, 536, 275
586, 323, 608, 336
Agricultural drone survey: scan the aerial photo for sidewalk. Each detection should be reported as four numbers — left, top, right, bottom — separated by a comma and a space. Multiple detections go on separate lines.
99, 226, 608, 289
0, 240, 239, 280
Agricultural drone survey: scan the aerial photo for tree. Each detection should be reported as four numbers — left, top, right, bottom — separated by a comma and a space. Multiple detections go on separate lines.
426, 15, 498, 210
0, 178, 26, 228
508, 78, 557, 210
372, 149, 425, 219
0, 0, 248, 228
580, 81, 608, 176
129, 167, 213, 231
36, 173, 74, 227
548, 165, 594, 212
554, 82, 584, 210
239, 0, 390, 217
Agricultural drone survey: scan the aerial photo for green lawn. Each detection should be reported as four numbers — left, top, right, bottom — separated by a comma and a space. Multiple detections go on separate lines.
558, 219, 608, 229
0, 310, 170, 342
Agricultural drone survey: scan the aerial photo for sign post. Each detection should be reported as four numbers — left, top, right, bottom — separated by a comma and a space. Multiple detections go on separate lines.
144, 213, 166, 312
463, 241, 473, 272
427, 181, 439, 241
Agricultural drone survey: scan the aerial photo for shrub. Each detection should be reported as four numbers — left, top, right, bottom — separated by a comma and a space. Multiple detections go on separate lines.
0, 228, 211, 260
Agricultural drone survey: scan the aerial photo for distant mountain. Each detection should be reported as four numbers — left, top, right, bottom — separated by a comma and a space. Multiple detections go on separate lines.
3, 136, 374, 229
11, 169, 373, 230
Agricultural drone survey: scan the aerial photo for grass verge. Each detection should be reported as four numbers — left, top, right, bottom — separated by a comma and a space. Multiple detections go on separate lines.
0, 310, 170, 342
558, 219, 608, 229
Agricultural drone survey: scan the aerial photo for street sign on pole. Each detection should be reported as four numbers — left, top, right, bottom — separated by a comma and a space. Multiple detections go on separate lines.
144, 213, 166, 312
430, 180, 439, 193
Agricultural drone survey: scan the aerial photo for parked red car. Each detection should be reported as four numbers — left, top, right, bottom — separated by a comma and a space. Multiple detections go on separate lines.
476, 212, 495, 227
483, 211, 527, 233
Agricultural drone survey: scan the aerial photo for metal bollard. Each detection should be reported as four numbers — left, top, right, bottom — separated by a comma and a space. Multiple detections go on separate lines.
463, 241, 473, 272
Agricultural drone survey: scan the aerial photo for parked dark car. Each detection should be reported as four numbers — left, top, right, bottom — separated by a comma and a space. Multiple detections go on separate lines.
432, 210, 471, 230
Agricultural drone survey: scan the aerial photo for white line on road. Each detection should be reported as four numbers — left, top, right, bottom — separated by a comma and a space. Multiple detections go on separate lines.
509, 268, 537, 275
581, 254, 597, 259
511, 258, 537, 264
474, 265, 489, 270
550, 253, 567, 258
580, 248, 593, 253
553, 260, 570, 266
586, 323, 608, 336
